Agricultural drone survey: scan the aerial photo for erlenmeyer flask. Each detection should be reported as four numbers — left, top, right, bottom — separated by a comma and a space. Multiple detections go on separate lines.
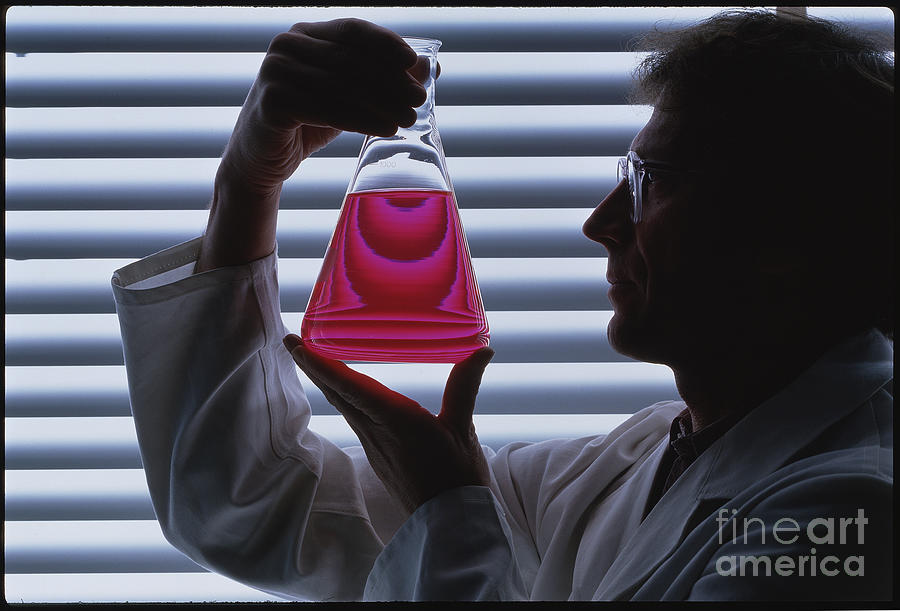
300, 37, 489, 364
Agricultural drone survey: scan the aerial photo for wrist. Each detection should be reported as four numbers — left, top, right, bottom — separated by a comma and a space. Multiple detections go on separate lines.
195, 164, 282, 272
214, 153, 283, 205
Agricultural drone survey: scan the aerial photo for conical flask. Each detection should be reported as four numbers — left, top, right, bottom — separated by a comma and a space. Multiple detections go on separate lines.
301, 37, 489, 363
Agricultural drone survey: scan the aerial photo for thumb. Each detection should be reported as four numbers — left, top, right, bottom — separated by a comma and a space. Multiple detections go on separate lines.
438, 347, 494, 433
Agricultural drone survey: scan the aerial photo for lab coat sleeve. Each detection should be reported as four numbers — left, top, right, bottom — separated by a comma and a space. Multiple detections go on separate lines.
364, 486, 526, 601
363, 403, 681, 600
112, 238, 406, 602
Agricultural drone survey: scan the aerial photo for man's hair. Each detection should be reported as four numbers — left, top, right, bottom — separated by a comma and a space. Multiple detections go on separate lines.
631, 9, 894, 338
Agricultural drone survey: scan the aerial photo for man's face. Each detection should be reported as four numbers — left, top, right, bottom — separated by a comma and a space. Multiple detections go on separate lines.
582, 108, 757, 366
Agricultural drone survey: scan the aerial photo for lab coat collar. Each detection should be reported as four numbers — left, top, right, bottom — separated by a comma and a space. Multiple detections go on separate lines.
595, 328, 894, 600
698, 327, 892, 499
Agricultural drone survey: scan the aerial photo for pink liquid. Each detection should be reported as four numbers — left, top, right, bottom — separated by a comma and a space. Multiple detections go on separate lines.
301, 189, 489, 363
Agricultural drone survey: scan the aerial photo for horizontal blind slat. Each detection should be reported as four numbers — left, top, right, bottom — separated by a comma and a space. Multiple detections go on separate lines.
6, 469, 155, 521
5, 572, 280, 603
5, 257, 612, 314
6, 417, 143, 469
5, 310, 629, 368
5, 208, 605, 259
5, 105, 648, 158
5, 52, 640, 107
5, 156, 624, 211
4, 520, 203, 574
6, 7, 889, 55
5, 7, 740, 53
4, 366, 129, 417
5, 362, 676, 422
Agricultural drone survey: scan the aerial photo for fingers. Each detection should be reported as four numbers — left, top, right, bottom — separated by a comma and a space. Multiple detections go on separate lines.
269, 27, 422, 97
256, 68, 415, 136
296, 19, 438, 86
283, 335, 421, 423
282, 336, 379, 439
255, 18, 427, 137
438, 347, 494, 433
296, 18, 417, 67
406, 56, 431, 85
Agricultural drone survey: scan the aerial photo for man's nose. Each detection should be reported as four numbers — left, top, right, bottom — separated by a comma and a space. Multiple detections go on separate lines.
582, 179, 632, 248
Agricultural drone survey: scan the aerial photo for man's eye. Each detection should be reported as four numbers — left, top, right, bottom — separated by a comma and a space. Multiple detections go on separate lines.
644, 169, 658, 183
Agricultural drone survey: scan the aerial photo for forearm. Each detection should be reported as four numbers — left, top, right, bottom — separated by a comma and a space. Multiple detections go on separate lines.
195, 161, 282, 273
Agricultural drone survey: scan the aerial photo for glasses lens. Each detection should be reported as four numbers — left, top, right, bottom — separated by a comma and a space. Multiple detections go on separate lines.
627, 153, 641, 223
617, 157, 634, 214
616, 155, 640, 223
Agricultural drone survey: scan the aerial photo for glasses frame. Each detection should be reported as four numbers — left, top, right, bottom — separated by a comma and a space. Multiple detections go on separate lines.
616, 151, 699, 223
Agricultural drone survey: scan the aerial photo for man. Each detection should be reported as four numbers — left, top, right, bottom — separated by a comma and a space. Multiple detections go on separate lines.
112, 9, 893, 601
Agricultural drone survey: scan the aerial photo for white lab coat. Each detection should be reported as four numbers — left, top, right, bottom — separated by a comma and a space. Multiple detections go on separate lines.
112, 237, 893, 601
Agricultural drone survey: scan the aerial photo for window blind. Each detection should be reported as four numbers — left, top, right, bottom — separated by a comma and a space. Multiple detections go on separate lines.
5, 6, 892, 603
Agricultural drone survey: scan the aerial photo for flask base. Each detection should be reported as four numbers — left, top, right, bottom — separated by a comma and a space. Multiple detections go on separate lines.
301, 334, 490, 364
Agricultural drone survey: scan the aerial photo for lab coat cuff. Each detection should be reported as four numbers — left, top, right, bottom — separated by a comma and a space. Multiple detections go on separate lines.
364, 485, 515, 601
111, 236, 278, 303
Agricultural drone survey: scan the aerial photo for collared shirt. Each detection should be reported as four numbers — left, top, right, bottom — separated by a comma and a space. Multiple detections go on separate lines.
641, 408, 743, 521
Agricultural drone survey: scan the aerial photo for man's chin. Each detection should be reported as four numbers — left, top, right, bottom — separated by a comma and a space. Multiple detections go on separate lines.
606, 313, 666, 364
606, 314, 639, 358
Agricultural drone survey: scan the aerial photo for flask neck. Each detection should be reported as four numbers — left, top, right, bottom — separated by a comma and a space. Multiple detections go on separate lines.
347, 37, 450, 194
407, 38, 439, 131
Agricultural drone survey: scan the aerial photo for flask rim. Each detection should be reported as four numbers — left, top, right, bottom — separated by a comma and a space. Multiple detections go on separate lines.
402, 36, 442, 51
